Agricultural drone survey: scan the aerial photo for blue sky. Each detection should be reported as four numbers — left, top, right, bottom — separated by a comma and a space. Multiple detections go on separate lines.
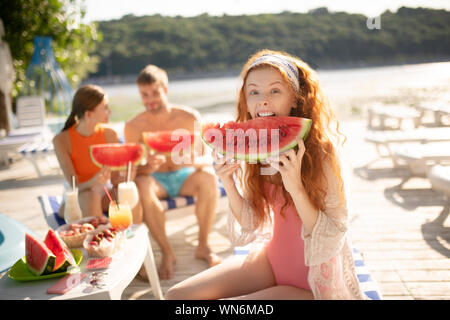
83, 0, 450, 22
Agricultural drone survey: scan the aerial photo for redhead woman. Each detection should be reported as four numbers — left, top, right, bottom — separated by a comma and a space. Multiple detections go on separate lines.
165, 50, 368, 300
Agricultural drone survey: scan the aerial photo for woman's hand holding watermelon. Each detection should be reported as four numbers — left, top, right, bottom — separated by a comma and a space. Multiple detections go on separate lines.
268, 137, 306, 196
85, 166, 111, 190
212, 150, 241, 184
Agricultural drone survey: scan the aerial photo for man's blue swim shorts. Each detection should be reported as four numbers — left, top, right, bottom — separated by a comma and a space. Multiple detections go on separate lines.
151, 167, 196, 198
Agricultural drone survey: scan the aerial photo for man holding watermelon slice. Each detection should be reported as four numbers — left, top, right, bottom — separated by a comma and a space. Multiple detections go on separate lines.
124, 65, 222, 280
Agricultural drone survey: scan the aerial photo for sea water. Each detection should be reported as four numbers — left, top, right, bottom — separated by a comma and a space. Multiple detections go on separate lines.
101, 61, 450, 123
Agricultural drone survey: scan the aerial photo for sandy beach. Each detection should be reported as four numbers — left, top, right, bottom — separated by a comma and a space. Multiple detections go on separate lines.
1, 116, 449, 300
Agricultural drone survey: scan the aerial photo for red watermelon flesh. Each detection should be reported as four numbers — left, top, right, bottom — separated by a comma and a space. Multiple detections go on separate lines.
25, 233, 56, 276
143, 130, 194, 155
90, 143, 144, 171
44, 229, 76, 272
201, 116, 312, 162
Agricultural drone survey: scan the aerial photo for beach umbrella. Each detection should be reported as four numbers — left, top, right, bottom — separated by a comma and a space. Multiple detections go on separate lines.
21, 36, 72, 120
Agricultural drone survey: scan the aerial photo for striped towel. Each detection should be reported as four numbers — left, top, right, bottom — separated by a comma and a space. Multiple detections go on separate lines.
17, 141, 54, 155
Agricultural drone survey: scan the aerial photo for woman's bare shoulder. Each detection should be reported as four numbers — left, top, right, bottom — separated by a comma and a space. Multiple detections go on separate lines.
53, 130, 69, 144
52, 130, 71, 153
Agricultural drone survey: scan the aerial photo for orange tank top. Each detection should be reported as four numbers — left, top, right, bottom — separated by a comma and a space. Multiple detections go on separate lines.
68, 125, 106, 183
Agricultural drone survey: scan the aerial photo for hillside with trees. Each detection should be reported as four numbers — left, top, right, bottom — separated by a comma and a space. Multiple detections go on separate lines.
90, 7, 450, 79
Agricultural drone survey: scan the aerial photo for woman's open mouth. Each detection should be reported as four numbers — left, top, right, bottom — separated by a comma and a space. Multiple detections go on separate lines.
256, 111, 276, 117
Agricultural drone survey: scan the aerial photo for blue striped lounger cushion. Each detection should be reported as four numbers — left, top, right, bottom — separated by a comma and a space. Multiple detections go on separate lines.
38, 185, 227, 230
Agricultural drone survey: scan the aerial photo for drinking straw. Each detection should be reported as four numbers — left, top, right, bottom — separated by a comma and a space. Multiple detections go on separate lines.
72, 175, 76, 190
103, 185, 113, 202
126, 161, 131, 183
103, 186, 119, 210
111, 186, 120, 210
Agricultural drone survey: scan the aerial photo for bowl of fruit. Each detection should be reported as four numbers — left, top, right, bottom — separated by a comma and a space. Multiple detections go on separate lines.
56, 216, 110, 248
83, 227, 125, 257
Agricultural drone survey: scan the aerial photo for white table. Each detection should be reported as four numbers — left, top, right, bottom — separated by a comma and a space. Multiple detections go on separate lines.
0, 223, 163, 300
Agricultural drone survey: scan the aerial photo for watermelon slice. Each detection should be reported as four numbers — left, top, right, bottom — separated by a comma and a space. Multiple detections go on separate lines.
25, 233, 56, 276
90, 143, 145, 171
44, 229, 76, 272
201, 116, 312, 162
142, 130, 194, 155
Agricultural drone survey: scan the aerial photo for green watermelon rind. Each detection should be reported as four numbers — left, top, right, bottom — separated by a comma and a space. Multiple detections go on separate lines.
89, 143, 146, 171
201, 117, 312, 162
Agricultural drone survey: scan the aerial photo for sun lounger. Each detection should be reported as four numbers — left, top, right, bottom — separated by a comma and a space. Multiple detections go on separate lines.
427, 165, 450, 198
367, 104, 422, 130
365, 127, 450, 161
0, 96, 55, 174
233, 245, 382, 300
0, 130, 43, 165
392, 142, 450, 176
415, 102, 450, 126
38, 185, 228, 230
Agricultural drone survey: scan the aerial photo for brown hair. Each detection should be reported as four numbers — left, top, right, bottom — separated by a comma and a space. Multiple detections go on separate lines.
136, 64, 168, 88
61, 84, 105, 131
235, 49, 346, 228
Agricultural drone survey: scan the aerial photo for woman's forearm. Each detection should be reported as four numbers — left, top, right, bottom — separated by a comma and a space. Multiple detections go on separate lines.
221, 177, 246, 225
290, 187, 319, 236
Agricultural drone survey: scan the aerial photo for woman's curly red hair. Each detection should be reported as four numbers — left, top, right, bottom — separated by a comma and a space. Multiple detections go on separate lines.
235, 49, 346, 227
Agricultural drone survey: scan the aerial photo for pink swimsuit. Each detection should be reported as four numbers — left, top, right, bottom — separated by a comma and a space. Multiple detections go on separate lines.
265, 183, 311, 291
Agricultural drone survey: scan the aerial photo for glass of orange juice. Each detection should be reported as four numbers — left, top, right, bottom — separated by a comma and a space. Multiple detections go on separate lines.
108, 201, 132, 231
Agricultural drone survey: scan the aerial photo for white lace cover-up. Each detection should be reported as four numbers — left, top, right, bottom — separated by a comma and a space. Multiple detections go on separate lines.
227, 160, 369, 300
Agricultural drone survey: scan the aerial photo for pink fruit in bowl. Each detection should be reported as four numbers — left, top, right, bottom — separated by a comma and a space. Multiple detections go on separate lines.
99, 216, 109, 225
69, 223, 82, 231
89, 217, 99, 228
60, 230, 75, 237
81, 223, 95, 233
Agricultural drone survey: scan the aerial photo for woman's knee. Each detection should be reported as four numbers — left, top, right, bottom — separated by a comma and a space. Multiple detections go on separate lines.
165, 283, 189, 300
135, 175, 154, 195
195, 170, 218, 195
78, 189, 103, 216
79, 188, 102, 203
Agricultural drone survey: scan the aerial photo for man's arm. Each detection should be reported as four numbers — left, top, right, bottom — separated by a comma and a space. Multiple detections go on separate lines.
124, 118, 165, 177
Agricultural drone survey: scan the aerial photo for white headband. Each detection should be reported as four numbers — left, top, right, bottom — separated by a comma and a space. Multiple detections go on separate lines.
248, 54, 300, 93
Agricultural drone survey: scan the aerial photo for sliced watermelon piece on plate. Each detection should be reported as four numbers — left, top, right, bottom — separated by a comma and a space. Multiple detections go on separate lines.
201, 116, 312, 162
44, 229, 76, 272
25, 233, 56, 276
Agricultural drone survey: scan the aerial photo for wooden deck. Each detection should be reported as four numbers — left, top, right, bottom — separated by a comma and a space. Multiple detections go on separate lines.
0, 119, 449, 300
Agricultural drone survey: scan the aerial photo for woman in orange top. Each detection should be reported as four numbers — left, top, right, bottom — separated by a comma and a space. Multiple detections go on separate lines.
53, 84, 121, 218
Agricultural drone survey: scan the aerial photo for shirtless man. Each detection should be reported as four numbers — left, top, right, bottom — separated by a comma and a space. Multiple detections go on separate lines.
125, 65, 222, 280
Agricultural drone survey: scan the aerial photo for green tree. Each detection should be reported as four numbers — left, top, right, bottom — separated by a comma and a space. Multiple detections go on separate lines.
0, 0, 102, 97
88, 7, 449, 78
